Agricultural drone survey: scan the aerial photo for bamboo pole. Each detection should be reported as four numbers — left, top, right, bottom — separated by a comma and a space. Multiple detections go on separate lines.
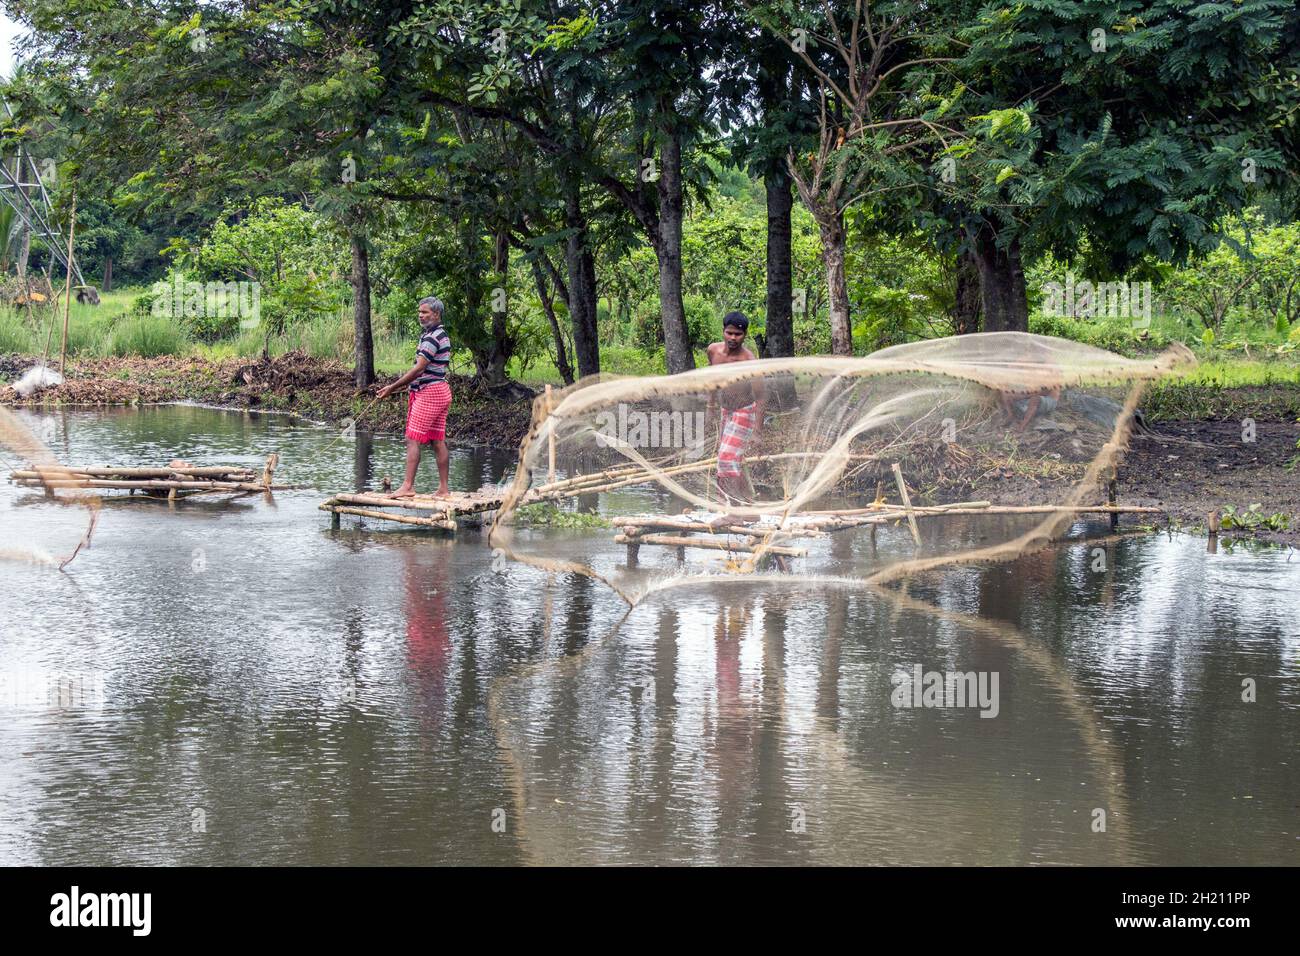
614, 532, 807, 558
14, 467, 258, 480
808, 500, 992, 517
328, 491, 503, 517
545, 384, 556, 484
618, 517, 824, 539
528, 450, 873, 498
322, 504, 457, 531
57, 192, 77, 376
14, 477, 289, 492
891, 462, 922, 546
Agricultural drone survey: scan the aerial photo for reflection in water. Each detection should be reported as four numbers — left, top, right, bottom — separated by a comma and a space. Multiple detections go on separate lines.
404, 542, 452, 734
0, 406, 1296, 865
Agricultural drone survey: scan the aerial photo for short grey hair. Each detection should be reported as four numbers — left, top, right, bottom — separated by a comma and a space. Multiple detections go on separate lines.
419, 296, 444, 314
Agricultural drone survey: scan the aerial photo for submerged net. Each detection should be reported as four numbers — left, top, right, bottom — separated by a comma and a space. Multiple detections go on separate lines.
490, 332, 1194, 604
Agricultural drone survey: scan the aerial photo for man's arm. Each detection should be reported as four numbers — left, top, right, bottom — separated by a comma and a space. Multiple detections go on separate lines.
376, 356, 430, 398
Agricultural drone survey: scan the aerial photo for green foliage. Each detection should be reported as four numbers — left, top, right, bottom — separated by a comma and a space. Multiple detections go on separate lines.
1219, 504, 1291, 533
1164, 213, 1300, 333
0, 313, 37, 354
1029, 313, 1168, 356
511, 503, 609, 529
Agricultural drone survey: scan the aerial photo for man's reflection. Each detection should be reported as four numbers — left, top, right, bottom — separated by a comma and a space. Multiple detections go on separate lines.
403, 541, 452, 731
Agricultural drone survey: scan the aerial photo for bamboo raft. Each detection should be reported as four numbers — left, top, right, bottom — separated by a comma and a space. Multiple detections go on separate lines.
615, 499, 1168, 564
319, 489, 521, 531
9, 455, 290, 501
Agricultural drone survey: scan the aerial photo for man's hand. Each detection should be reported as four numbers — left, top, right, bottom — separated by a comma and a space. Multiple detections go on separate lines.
376, 384, 394, 399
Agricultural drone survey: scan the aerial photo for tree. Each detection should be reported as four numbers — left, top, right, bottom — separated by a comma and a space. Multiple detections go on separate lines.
750, 1, 963, 354
942, 0, 1300, 331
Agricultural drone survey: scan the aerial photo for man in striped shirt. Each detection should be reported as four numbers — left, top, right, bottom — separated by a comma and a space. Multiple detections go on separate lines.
376, 296, 454, 497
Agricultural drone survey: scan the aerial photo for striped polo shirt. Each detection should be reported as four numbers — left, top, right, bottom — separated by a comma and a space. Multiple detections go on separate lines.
411, 323, 452, 392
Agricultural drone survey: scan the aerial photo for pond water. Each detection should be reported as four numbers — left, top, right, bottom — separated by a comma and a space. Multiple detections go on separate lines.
0, 404, 1296, 865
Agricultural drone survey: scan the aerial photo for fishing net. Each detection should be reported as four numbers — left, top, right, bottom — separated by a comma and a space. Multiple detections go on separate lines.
0, 405, 99, 569
490, 332, 1194, 604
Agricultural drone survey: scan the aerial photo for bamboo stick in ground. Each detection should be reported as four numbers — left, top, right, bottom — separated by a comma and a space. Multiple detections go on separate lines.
891, 462, 922, 546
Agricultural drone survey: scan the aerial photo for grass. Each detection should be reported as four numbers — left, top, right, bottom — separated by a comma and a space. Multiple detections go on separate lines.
108, 316, 187, 357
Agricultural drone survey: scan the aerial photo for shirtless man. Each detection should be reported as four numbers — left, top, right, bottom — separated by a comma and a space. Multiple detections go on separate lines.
707, 311, 766, 502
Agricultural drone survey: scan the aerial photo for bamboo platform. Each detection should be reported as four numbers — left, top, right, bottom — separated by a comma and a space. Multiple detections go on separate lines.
8, 455, 289, 501
319, 489, 522, 531
616, 499, 1167, 565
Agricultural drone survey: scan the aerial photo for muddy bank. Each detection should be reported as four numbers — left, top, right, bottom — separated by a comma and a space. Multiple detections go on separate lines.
0, 351, 536, 449
953, 420, 1300, 546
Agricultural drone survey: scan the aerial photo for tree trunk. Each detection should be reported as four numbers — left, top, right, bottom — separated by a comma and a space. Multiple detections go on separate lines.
764, 171, 794, 357
102, 255, 113, 292
954, 248, 981, 335
563, 179, 600, 377
484, 227, 512, 385
461, 216, 489, 379
532, 259, 573, 385
970, 226, 1029, 333
349, 231, 375, 388
656, 123, 693, 373
818, 208, 852, 355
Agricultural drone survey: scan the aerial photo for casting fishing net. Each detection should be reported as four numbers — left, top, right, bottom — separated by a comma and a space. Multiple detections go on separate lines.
490, 332, 1194, 604
0, 405, 99, 568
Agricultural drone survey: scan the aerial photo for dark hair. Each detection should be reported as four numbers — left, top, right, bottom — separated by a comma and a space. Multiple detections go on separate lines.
723, 310, 749, 332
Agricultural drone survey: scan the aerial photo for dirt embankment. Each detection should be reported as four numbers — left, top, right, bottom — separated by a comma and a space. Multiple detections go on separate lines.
0, 351, 536, 449
961, 420, 1300, 546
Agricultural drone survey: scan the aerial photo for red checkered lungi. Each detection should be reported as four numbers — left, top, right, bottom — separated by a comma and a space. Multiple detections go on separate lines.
406, 382, 451, 443
717, 402, 757, 477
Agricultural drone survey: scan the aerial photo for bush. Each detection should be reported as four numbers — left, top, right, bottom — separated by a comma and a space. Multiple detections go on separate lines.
1029, 313, 1168, 355
631, 295, 720, 353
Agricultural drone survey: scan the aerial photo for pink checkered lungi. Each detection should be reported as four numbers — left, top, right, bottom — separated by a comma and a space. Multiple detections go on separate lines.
717, 402, 757, 477
406, 382, 451, 443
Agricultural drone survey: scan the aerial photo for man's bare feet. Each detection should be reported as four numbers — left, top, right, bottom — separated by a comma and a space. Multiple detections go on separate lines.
389, 485, 416, 498
433, 487, 452, 499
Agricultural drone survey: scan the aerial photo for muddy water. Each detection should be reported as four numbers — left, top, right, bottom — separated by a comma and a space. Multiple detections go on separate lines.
0, 405, 1296, 865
